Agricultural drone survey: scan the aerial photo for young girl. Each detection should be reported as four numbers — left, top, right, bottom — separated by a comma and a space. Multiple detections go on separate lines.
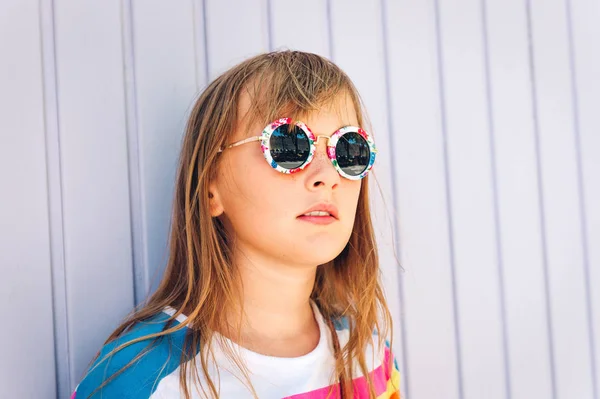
72, 50, 401, 399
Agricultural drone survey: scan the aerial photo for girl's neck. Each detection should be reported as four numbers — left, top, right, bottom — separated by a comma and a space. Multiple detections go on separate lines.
223, 248, 321, 356
234, 254, 318, 339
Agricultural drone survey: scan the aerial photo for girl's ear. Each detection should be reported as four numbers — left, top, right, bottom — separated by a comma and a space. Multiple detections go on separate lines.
208, 180, 225, 217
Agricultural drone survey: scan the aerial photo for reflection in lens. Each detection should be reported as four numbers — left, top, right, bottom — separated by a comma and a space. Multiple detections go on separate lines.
335, 132, 370, 176
269, 124, 310, 169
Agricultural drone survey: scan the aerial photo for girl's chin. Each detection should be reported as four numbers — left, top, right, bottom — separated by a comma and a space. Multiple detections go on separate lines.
291, 243, 347, 265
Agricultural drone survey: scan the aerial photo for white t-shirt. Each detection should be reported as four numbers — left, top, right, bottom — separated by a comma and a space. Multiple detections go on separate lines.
72, 301, 401, 398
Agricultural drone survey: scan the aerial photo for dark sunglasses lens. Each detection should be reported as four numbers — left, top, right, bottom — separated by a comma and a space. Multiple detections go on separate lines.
335, 132, 371, 176
269, 124, 311, 169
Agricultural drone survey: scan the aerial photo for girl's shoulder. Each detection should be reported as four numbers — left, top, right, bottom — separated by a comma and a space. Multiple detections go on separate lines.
72, 310, 191, 399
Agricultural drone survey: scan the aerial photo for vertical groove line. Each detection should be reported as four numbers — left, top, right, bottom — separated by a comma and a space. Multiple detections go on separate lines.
192, 0, 210, 89
325, 0, 334, 60
432, 0, 465, 397
479, 0, 512, 397
564, 0, 598, 396
121, 0, 147, 306
266, 0, 273, 51
40, 0, 70, 396
378, 0, 410, 397
191, 0, 201, 90
202, 0, 211, 80
524, 1, 558, 397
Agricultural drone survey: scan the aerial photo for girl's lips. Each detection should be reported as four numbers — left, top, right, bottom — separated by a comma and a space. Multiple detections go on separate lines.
298, 202, 339, 219
297, 215, 337, 225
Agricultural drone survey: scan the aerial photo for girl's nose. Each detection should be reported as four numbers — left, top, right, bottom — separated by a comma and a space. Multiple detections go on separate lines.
304, 137, 340, 190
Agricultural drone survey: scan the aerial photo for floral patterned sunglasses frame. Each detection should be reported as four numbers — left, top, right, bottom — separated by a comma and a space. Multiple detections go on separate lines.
218, 117, 377, 180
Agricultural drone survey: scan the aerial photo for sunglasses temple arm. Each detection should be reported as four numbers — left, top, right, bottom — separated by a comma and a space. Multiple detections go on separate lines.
218, 136, 263, 153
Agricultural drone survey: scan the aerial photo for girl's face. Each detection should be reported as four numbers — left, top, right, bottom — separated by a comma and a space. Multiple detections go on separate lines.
209, 92, 363, 268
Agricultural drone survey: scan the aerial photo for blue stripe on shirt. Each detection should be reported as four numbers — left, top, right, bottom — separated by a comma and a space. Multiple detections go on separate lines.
74, 312, 194, 399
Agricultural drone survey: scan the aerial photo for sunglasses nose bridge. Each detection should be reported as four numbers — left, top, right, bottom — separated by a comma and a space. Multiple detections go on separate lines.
312, 135, 336, 169
314, 135, 332, 147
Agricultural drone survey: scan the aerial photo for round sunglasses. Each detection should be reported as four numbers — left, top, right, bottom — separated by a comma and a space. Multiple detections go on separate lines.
217, 118, 377, 180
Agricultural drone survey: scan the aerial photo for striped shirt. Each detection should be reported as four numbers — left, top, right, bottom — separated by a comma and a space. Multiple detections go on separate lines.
72, 301, 401, 398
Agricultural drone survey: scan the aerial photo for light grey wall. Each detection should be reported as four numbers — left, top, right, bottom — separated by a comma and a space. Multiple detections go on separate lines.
1, 0, 598, 398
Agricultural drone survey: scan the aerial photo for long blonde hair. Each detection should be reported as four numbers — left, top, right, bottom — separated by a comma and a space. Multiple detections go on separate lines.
83, 50, 395, 399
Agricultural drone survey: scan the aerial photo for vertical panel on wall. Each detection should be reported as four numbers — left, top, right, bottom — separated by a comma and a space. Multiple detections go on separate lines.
383, 0, 460, 397
484, 0, 555, 398
192, 0, 210, 89
527, 0, 596, 397
127, 0, 203, 304
204, 0, 269, 79
40, 0, 70, 396
328, 1, 405, 396
269, 0, 329, 56
0, 1, 57, 397
53, 0, 135, 389
569, 0, 600, 394
435, 0, 508, 398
